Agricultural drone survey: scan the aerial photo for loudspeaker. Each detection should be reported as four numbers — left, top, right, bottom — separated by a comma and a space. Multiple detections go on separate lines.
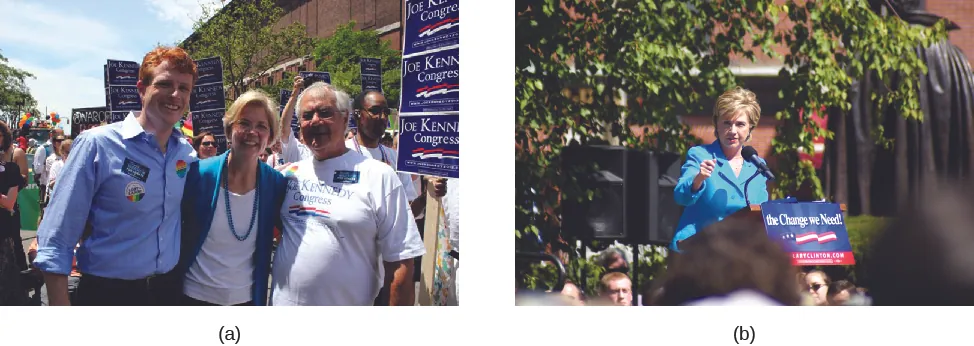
561, 145, 683, 245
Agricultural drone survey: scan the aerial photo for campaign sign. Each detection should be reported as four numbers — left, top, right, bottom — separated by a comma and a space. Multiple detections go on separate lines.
761, 202, 855, 266
191, 109, 226, 135
397, 114, 458, 178
110, 111, 128, 123
195, 57, 224, 86
190, 83, 226, 111
72, 107, 109, 125
279, 89, 300, 138
108, 86, 142, 111
404, 0, 459, 57
106, 60, 140, 86
360, 58, 382, 76
103, 64, 108, 88
362, 74, 383, 92
213, 134, 229, 154
401, 47, 459, 113
299, 71, 331, 86
104, 87, 111, 109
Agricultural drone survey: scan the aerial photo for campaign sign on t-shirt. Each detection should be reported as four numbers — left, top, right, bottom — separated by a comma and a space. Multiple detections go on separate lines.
106, 60, 139, 86
299, 71, 331, 86
190, 83, 227, 112
400, 48, 459, 114
403, 0, 459, 57
195, 57, 224, 86
108, 86, 142, 111
760, 202, 855, 266
397, 114, 458, 178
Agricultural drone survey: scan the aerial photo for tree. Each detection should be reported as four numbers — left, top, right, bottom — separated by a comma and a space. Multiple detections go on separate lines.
515, 0, 946, 291
0, 50, 37, 125
309, 21, 403, 105
181, 0, 314, 99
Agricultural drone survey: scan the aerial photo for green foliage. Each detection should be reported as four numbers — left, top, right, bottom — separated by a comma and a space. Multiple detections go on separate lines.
831, 215, 890, 284
181, 0, 315, 99
310, 21, 403, 105
516, 0, 947, 281
518, 244, 669, 300
769, 1, 948, 199
0, 50, 37, 124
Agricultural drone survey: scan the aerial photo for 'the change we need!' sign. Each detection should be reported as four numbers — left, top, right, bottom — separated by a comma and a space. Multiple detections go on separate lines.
761, 202, 855, 266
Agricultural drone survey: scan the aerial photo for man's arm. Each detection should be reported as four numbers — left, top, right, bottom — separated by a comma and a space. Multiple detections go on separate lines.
279, 75, 303, 144
375, 167, 426, 306
14, 148, 28, 180
34, 134, 99, 306
32, 147, 45, 174
383, 259, 415, 306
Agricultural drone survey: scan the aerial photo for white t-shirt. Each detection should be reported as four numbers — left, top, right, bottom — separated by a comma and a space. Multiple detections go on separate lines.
184, 188, 259, 306
278, 130, 312, 166
444, 178, 459, 252
270, 150, 425, 306
345, 138, 419, 202
46, 156, 65, 202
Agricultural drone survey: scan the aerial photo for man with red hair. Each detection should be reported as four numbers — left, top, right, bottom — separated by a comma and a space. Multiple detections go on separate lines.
34, 46, 199, 306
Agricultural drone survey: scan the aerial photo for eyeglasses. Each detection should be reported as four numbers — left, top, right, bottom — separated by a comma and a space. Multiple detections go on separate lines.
363, 107, 392, 117
233, 120, 270, 133
808, 283, 826, 291
301, 108, 339, 121
201, 141, 216, 147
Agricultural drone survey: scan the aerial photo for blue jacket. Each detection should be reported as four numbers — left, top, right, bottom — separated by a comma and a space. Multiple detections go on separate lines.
178, 151, 287, 305
671, 140, 769, 251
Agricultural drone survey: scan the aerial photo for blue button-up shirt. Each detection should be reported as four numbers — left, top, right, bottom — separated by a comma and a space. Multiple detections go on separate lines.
34, 112, 197, 279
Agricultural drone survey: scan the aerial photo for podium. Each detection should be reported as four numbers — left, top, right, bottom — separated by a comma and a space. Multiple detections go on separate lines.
699, 203, 855, 266
723, 204, 848, 223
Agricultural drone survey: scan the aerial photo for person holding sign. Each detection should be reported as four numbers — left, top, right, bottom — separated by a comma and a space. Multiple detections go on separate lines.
178, 90, 286, 306
33, 46, 199, 306
270, 81, 424, 306
671, 87, 769, 252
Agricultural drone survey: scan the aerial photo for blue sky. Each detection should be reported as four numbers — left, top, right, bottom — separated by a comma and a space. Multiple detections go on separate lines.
0, 0, 225, 116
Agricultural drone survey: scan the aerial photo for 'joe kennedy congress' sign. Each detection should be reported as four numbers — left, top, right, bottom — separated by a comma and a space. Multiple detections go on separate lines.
761, 202, 855, 266
397, 114, 459, 179
404, 0, 459, 57
400, 47, 459, 114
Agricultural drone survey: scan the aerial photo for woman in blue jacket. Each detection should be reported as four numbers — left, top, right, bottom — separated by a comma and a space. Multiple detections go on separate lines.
178, 90, 287, 305
671, 87, 769, 252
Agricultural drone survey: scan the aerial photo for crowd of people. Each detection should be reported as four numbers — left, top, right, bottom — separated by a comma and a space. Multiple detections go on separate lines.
518, 85, 974, 307
519, 180, 974, 306
0, 45, 459, 306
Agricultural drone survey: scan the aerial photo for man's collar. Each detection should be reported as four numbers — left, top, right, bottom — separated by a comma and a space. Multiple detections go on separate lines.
119, 111, 144, 140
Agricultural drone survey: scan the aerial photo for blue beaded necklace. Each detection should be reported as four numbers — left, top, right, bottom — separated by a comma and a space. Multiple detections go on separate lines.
222, 154, 259, 241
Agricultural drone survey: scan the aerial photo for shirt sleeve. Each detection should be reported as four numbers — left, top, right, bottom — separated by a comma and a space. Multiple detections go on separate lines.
33, 134, 100, 275
375, 166, 426, 262
674, 146, 709, 206
279, 130, 308, 164
398, 172, 419, 201
32, 147, 45, 173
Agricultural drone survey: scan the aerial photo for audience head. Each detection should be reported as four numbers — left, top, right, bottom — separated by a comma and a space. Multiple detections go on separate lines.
866, 181, 974, 305
599, 272, 633, 306
804, 270, 831, 306
654, 218, 801, 306
826, 280, 856, 306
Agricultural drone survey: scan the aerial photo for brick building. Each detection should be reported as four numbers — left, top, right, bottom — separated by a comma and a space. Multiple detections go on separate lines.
681, 0, 974, 166
182, 0, 403, 96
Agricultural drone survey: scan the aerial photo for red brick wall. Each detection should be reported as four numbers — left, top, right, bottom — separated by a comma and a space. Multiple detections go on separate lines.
927, 0, 974, 67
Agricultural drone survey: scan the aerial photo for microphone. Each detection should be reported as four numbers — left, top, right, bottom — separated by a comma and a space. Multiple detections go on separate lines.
742, 146, 775, 181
